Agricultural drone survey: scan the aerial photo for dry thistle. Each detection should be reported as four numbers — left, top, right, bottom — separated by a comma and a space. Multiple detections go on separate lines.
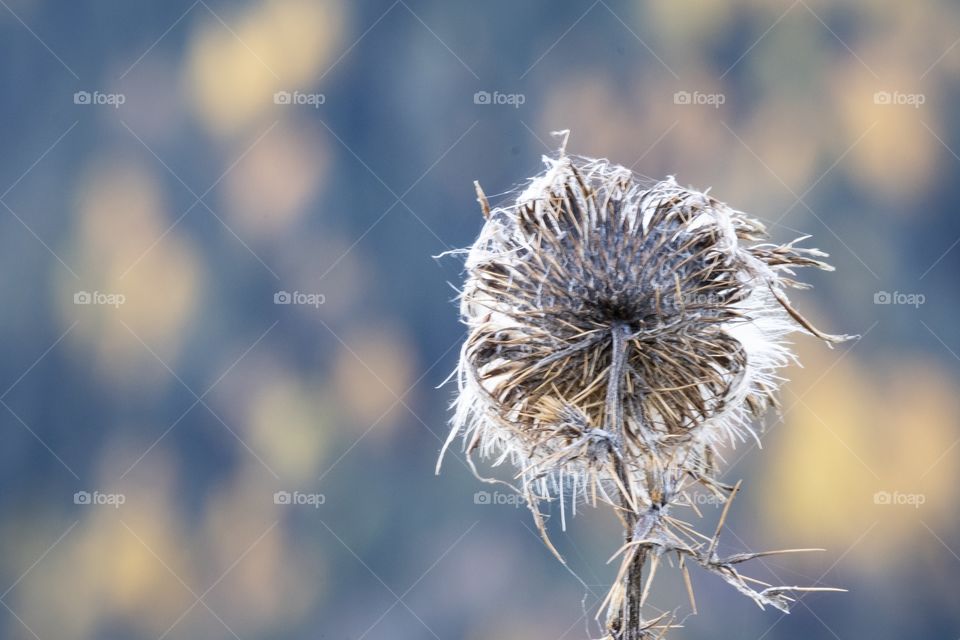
438, 131, 851, 639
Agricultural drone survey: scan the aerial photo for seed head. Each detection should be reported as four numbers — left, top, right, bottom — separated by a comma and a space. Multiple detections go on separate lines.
444, 149, 845, 507
439, 138, 850, 638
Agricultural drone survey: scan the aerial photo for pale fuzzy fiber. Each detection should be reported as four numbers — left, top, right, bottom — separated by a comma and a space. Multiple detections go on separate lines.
439, 145, 849, 638
443, 152, 843, 511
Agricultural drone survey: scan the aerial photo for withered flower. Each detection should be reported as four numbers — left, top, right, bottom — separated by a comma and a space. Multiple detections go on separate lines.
439, 133, 850, 639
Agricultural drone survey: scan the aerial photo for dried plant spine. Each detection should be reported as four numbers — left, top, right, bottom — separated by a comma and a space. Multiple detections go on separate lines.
439, 133, 850, 639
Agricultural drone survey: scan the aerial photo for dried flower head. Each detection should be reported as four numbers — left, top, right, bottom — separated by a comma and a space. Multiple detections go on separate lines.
439, 132, 850, 639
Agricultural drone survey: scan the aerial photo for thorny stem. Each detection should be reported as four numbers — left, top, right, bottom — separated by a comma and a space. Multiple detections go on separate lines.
621, 534, 647, 640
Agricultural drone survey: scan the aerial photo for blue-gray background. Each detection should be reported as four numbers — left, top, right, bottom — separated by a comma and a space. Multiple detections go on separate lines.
1, 1, 958, 638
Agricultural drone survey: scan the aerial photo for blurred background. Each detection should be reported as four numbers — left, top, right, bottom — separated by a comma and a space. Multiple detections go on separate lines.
0, 0, 958, 638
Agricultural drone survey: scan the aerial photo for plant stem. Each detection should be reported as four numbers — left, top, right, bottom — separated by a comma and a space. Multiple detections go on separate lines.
605, 322, 649, 639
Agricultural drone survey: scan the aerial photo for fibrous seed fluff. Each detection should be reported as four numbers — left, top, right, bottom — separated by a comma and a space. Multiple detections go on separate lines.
438, 133, 851, 640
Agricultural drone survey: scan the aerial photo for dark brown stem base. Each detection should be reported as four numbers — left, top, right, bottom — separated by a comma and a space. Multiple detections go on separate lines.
624, 546, 648, 639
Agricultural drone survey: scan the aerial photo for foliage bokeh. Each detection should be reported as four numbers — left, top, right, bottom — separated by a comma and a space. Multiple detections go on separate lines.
1, 1, 958, 638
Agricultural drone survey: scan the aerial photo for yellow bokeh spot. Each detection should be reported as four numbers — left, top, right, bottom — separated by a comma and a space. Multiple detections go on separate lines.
11, 478, 195, 638
203, 466, 323, 626
248, 372, 328, 481
644, 0, 733, 45
333, 326, 416, 429
758, 349, 960, 568
185, 0, 344, 137
222, 121, 328, 237
830, 58, 936, 202
61, 158, 201, 382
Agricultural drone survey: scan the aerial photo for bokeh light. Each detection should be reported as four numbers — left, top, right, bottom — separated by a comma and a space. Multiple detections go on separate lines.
1, 1, 958, 638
